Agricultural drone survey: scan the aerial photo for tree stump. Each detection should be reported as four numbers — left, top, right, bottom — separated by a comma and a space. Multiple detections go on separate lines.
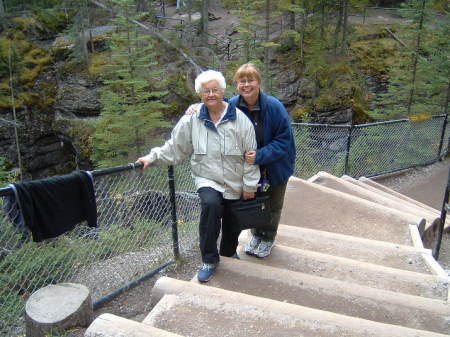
25, 283, 93, 337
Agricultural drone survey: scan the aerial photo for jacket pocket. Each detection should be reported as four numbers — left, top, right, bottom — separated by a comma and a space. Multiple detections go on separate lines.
224, 129, 243, 156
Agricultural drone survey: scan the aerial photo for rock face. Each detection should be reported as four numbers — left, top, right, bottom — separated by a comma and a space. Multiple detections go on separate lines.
25, 283, 93, 337
0, 66, 100, 180
55, 74, 102, 117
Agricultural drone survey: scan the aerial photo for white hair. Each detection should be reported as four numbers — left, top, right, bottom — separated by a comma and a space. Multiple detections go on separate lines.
194, 70, 226, 94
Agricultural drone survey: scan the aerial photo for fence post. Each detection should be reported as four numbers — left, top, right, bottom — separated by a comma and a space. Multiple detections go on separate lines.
432, 166, 450, 260
363, 7, 366, 24
437, 114, 448, 161
344, 110, 354, 175
167, 165, 180, 260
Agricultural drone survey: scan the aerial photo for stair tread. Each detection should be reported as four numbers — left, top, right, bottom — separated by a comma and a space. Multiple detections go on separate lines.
144, 277, 448, 337
236, 243, 449, 299
271, 224, 432, 273
85, 313, 184, 337
281, 178, 423, 245
199, 257, 450, 334
309, 171, 440, 227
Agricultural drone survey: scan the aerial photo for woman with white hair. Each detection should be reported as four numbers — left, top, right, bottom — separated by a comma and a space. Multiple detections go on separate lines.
136, 70, 260, 282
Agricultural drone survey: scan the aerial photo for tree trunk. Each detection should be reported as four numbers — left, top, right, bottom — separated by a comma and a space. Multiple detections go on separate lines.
407, 0, 426, 115
333, 0, 343, 54
264, 0, 271, 91
288, 0, 295, 30
8, 47, 23, 181
341, 0, 349, 54
300, 0, 309, 63
0, 0, 5, 26
201, 0, 209, 45
320, 3, 325, 40
135, 0, 148, 12
286, 0, 296, 49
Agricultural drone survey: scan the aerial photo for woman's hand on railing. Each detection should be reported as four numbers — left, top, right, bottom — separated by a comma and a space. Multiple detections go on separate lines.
136, 157, 153, 170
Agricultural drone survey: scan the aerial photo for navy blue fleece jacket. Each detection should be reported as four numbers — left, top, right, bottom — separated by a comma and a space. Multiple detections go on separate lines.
229, 91, 296, 187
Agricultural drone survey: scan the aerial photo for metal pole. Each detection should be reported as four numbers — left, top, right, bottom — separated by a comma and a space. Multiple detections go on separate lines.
437, 114, 448, 161
344, 109, 355, 175
344, 124, 353, 175
168, 165, 180, 260
433, 166, 450, 260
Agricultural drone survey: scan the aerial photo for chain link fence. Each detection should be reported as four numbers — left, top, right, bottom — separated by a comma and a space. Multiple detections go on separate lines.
292, 115, 449, 179
0, 160, 200, 337
1, 115, 449, 336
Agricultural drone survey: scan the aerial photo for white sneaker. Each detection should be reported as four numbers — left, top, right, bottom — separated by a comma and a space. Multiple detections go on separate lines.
244, 235, 261, 256
254, 240, 274, 258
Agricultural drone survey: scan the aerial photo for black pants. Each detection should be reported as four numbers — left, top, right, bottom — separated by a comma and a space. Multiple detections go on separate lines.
252, 181, 288, 241
198, 187, 240, 264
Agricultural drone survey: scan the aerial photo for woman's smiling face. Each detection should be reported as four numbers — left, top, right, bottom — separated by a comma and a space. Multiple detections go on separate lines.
200, 80, 224, 110
236, 76, 260, 103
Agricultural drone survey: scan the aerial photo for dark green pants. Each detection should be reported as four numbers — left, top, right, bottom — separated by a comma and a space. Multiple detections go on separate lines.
251, 181, 288, 241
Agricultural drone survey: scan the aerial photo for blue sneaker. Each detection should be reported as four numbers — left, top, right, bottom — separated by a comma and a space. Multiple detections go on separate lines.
232, 252, 240, 259
244, 235, 261, 256
197, 263, 217, 283
254, 239, 274, 258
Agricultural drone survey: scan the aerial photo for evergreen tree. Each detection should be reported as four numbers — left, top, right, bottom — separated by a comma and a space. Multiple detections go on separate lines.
63, 0, 92, 66
231, 0, 264, 62
94, 0, 168, 167
373, 0, 441, 119
425, 11, 450, 115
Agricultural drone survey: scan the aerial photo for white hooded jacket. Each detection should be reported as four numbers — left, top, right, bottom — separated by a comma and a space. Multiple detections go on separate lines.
142, 103, 260, 199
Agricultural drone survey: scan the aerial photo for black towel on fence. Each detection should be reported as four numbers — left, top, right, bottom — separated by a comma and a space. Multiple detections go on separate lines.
12, 171, 97, 242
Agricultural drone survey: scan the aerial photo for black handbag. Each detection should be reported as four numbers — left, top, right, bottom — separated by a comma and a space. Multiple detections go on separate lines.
229, 195, 271, 230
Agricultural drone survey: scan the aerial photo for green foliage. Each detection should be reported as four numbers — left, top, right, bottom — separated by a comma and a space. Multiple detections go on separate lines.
371, 1, 449, 120
0, 157, 15, 186
163, 73, 198, 120
93, 0, 169, 168
230, 0, 264, 62
0, 34, 53, 111
34, 8, 69, 34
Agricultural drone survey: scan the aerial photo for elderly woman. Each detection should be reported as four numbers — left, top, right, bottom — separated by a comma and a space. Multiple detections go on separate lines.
136, 70, 260, 282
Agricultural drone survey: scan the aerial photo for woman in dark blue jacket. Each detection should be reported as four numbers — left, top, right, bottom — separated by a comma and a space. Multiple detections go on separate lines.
229, 63, 296, 258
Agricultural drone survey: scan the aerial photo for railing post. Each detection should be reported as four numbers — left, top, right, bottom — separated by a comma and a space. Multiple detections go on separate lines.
437, 114, 448, 161
344, 123, 353, 176
168, 165, 180, 260
433, 166, 450, 260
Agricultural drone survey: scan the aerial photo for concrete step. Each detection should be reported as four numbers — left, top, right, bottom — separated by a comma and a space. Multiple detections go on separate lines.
359, 176, 441, 214
281, 177, 424, 245
262, 224, 433, 273
309, 171, 440, 234
85, 313, 184, 337
143, 277, 448, 337
200, 257, 450, 334
355, 175, 450, 232
236, 243, 449, 299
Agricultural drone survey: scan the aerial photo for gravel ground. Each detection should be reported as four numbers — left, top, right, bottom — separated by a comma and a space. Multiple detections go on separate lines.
65, 247, 202, 337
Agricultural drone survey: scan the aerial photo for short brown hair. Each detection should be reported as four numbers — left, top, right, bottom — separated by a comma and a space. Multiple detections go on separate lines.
233, 63, 262, 85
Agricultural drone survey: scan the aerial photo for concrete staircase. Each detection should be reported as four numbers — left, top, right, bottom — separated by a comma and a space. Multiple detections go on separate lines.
85, 173, 450, 337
